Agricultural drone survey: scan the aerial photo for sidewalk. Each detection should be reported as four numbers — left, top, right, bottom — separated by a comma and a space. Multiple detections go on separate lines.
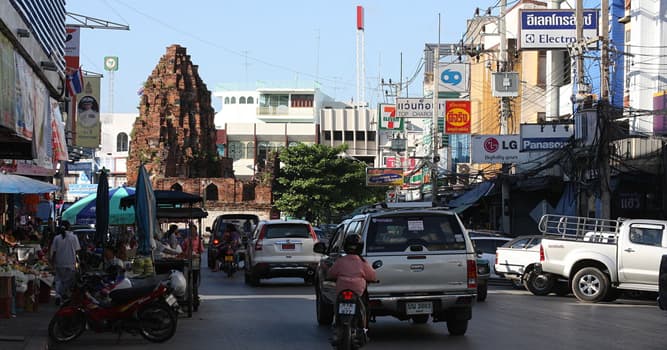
0, 299, 54, 350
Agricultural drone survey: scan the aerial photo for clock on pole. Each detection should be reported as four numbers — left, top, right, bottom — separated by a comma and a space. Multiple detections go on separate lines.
104, 56, 118, 71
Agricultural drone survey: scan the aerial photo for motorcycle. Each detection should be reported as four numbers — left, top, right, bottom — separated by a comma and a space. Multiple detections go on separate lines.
219, 243, 238, 278
332, 289, 369, 350
48, 271, 179, 344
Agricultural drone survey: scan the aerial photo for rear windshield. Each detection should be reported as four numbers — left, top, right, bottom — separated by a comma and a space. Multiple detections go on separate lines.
264, 224, 311, 239
366, 214, 466, 252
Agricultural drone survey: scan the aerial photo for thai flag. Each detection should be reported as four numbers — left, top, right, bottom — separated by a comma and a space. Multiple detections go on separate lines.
66, 66, 84, 96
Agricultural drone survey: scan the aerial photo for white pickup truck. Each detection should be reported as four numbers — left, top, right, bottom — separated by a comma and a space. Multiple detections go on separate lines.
536, 214, 667, 303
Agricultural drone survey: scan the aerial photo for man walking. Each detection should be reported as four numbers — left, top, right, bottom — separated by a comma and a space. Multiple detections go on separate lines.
50, 221, 80, 305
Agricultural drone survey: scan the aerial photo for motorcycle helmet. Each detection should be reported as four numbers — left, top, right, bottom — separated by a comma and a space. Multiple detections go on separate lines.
343, 234, 364, 255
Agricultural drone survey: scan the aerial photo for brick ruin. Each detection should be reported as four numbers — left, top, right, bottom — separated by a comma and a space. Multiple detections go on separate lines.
127, 44, 273, 213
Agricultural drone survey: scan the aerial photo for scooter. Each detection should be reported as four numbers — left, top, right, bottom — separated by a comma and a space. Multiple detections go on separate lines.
48, 271, 179, 344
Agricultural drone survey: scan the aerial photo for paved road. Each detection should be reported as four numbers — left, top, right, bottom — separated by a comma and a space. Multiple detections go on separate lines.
52, 266, 667, 350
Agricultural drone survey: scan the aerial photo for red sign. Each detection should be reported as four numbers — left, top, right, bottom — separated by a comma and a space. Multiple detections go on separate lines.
445, 100, 471, 134
386, 157, 416, 170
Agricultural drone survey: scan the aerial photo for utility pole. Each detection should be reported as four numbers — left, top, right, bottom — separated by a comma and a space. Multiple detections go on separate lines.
431, 14, 441, 207
599, 0, 611, 219
499, 0, 511, 233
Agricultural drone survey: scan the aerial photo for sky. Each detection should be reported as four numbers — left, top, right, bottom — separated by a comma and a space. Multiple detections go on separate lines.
64, 0, 514, 114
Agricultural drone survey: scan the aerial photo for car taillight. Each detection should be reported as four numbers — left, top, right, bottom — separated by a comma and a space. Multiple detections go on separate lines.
255, 239, 263, 251
342, 291, 354, 300
308, 226, 318, 241
495, 252, 499, 266
540, 244, 544, 262
467, 259, 477, 289
213, 239, 219, 245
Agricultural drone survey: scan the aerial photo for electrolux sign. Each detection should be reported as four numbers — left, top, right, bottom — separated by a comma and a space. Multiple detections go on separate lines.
520, 9, 598, 49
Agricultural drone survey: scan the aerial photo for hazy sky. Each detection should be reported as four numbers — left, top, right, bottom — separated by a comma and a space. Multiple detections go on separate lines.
64, 0, 593, 114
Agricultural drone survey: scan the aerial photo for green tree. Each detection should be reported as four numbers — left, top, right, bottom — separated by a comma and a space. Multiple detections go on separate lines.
273, 143, 384, 224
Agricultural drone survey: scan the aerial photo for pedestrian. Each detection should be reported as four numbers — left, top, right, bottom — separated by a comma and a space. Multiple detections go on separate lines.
181, 223, 204, 310
49, 221, 80, 305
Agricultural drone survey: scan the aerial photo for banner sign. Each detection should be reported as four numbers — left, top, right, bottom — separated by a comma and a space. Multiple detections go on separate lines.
379, 103, 403, 130
445, 100, 471, 134
366, 168, 404, 187
396, 97, 447, 118
471, 134, 530, 164
519, 9, 598, 49
653, 91, 667, 135
519, 123, 573, 151
64, 26, 80, 70
385, 157, 416, 170
438, 62, 469, 93
74, 75, 101, 148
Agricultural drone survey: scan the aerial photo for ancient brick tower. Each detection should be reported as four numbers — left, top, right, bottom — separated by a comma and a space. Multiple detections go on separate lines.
127, 44, 221, 185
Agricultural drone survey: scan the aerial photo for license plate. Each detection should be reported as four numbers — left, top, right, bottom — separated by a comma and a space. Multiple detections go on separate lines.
405, 301, 432, 315
282, 243, 295, 250
338, 303, 356, 315
224, 255, 234, 262
165, 294, 177, 306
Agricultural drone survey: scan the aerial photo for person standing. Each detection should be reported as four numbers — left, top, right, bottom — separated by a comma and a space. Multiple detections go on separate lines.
49, 221, 80, 305
181, 223, 204, 311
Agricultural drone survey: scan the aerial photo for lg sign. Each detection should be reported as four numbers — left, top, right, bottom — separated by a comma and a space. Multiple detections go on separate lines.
483, 137, 517, 153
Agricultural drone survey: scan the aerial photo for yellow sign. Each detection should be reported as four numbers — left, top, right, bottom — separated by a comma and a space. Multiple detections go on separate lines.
366, 168, 404, 187
74, 75, 101, 148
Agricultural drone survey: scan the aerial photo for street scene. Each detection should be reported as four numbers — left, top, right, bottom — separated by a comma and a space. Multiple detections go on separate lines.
2, 0, 667, 349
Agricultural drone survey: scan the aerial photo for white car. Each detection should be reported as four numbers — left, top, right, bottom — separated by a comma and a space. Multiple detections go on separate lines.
244, 219, 321, 286
469, 234, 512, 279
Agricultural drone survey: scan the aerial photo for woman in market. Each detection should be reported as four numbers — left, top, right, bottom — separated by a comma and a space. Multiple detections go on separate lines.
49, 223, 81, 305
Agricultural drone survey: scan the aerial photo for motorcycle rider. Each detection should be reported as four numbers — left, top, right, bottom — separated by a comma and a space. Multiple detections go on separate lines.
215, 224, 241, 271
327, 234, 377, 337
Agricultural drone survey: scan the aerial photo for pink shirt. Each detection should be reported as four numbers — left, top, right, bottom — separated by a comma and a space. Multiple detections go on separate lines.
327, 254, 377, 296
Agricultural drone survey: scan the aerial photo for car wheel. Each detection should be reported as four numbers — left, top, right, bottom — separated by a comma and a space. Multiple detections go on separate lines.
476, 282, 488, 302
316, 289, 334, 326
446, 319, 468, 336
553, 282, 570, 297
572, 267, 610, 303
411, 315, 429, 324
524, 270, 555, 296
244, 270, 260, 287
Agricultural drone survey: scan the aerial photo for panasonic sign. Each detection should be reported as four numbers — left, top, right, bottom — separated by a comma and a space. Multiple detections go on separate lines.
519, 9, 598, 49
520, 124, 574, 151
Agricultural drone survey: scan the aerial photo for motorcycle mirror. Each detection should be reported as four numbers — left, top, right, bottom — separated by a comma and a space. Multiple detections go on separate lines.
372, 260, 383, 270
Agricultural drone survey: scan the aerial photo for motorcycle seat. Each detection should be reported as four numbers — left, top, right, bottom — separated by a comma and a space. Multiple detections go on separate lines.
109, 284, 157, 304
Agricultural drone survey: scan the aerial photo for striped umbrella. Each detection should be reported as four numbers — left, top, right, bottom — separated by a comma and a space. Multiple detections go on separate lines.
61, 186, 136, 225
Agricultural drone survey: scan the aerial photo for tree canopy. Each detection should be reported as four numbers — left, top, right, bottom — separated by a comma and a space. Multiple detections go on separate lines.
273, 143, 385, 224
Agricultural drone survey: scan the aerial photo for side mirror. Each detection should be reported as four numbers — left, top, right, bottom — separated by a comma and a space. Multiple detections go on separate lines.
372, 260, 383, 269
476, 249, 483, 256
313, 242, 327, 254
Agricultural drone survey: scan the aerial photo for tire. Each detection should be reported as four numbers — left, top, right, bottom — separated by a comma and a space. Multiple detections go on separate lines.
316, 290, 334, 326
138, 303, 178, 343
48, 312, 86, 343
336, 324, 353, 350
511, 279, 525, 290
553, 282, 570, 297
245, 270, 260, 287
412, 315, 429, 324
446, 319, 468, 336
524, 270, 556, 296
477, 282, 488, 302
226, 262, 234, 278
572, 267, 610, 303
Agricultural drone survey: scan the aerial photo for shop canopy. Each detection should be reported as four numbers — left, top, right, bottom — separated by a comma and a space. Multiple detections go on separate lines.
0, 171, 58, 194
447, 181, 495, 213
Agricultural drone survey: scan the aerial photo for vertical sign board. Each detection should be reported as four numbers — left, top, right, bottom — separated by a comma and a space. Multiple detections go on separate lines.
471, 134, 530, 164
378, 103, 403, 130
445, 100, 471, 134
64, 26, 80, 69
654, 91, 667, 135
74, 76, 101, 148
366, 168, 404, 187
519, 9, 599, 49
438, 62, 469, 93
519, 124, 573, 151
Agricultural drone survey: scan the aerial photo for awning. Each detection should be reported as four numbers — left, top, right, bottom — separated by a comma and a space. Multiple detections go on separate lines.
448, 181, 495, 210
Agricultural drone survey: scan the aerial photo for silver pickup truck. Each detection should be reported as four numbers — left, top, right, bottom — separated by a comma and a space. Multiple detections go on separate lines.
536, 214, 667, 303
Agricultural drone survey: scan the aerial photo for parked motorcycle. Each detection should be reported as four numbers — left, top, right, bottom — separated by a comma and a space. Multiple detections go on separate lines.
332, 289, 369, 350
48, 271, 179, 344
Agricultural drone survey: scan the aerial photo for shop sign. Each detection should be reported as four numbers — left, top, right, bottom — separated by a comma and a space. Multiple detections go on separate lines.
445, 100, 471, 134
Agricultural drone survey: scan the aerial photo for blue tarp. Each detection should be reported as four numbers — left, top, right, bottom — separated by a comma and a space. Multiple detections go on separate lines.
448, 181, 495, 208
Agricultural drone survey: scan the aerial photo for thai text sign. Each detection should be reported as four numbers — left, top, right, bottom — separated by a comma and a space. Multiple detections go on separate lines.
445, 100, 471, 134
379, 104, 403, 130
520, 9, 598, 49
366, 168, 404, 187
396, 97, 447, 118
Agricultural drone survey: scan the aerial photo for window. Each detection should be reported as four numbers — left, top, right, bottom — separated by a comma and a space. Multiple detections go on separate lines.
537, 50, 546, 86
508, 238, 531, 249
344, 131, 354, 141
264, 223, 311, 239
366, 215, 466, 253
629, 226, 664, 246
291, 94, 314, 108
230, 97, 236, 104
356, 131, 365, 140
324, 130, 331, 141
246, 142, 255, 158
205, 183, 218, 201
229, 142, 244, 160
247, 96, 254, 104
116, 133, 129, 152
367, 131, 376, 141
260, 94, 289, 108
224, 97, 230, 104
333, 131, 342, 141
239, 96, 246, 104
170, 183, 183, 191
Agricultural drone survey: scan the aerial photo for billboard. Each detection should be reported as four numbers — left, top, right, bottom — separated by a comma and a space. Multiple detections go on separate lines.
519, 123, 573, 151
378, 103, 403, 130
445, 100, 471, 134
471, 134, 530, 164
654, 91, 667, 135
396, 97, 447, 118
74, 75, 101, 148
64, 26, 80, 70
438, 62, 469, 93
366, 168, 404, 187
519, 9, 598, 49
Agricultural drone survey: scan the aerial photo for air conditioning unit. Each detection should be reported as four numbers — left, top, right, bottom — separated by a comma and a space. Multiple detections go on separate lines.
456, 163, 471, 174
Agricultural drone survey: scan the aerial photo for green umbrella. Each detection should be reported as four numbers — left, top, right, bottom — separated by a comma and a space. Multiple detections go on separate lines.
61, 186, 136, 225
